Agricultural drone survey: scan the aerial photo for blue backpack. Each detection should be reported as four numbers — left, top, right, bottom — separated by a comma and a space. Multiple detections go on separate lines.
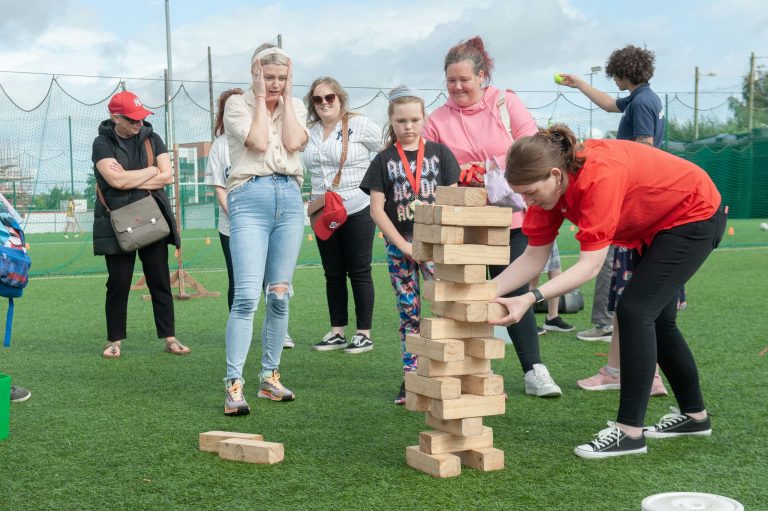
0, 199, 30, 347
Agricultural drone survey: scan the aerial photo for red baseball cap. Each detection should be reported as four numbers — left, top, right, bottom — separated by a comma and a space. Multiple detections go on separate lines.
108, 91, 153, 120
312, 192, 347, 241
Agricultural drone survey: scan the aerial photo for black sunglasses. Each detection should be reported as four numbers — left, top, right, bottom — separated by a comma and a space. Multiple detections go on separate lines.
119, 115, 143, 125
311, 93, 336, 105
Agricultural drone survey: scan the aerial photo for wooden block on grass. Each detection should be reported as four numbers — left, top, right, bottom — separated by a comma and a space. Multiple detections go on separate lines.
414, 203, 434, 225
433, 263, 486, 284
405, 334, 464, 362
435, 186, 488, 206
433, 244, 510, 265
419, 426, 494, 454
461, 374, 504, 396
433, 205, 512, 227
463, 226, 510, 246
420, 317, 493, 340
430, 394, 506, 420
463, 337, 506, 359
405, 445, 461, 478
405, 391, 432, 412
405, 372, 461, 400
199, 431, 264, 453
425, 415, 484, 437
456, 447, 504, 472
412, 241, 433, 261
423, 280, 496, 302
218, 439, 284, 464
416, 356, 490, 377
413, 224, 464, 245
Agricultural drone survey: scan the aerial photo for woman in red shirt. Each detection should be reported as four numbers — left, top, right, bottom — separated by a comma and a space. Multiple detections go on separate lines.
491, 125, 726, 459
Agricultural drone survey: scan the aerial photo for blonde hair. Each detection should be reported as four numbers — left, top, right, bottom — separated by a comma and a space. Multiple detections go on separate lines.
384, 86, 425, 147
251, 43, 290, 67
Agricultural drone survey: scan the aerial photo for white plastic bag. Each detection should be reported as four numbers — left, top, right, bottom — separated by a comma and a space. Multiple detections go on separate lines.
484, 156, 525, 211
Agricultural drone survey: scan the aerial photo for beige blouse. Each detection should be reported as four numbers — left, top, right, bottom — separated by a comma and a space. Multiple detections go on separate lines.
223, 88, 309, 191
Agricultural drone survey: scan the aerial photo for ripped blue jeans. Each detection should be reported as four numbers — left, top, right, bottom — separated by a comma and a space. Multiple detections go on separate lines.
225, 174, 304, 382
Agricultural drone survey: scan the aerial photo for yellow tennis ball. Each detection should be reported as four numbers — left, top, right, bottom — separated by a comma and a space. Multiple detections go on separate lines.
554, 73, 565, 85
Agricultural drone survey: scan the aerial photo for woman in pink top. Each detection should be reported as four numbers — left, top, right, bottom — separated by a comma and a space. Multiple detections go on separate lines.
423, 36, 561, 398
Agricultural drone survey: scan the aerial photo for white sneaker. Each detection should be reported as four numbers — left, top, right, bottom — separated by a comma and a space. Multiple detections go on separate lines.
283, 334, 295, 349
524, 364, 562, 397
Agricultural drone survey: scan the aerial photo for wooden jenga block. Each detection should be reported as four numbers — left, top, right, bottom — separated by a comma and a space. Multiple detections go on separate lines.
405, 372, 461, 400
414, 203, 434, 225
433, 244, 510, 265
412, 241, 433, 261
433, 205, 512, 227
419, 426, 494, 455
199, 431, 264, 453
416, 356, 490, 377
463, 337, 506, 359
425, 415, 484, 437
405, 446, 461, 478
405, 334, 464, 362
218, 439, 284, 464
420, 317, 493, 340
456, 447, 505, 472
461, 374, 504, 396
435, 186, 488, 206
433, 263, 486, 284
431, 301, 507, 323
423, 280, 496, 302
413, 224, 464, 245
405, 391, 432, 412
430, 394, 506, 420
463, 226, 510, 246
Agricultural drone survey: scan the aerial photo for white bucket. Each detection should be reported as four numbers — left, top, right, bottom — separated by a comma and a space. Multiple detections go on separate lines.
642, 492, 744, 511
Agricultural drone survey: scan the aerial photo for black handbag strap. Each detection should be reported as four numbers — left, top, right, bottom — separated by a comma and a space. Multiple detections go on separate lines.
96, 138, 155, 212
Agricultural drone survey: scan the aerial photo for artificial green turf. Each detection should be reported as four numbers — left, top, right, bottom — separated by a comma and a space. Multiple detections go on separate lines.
1, 227, 766, 510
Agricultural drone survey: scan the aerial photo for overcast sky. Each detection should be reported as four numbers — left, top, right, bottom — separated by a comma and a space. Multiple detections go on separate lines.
1, 0, 766, 111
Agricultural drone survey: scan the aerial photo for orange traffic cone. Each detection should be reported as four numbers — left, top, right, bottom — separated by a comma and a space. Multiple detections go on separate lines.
25, 242, 30, 250
307, 234, 314, 241
569, 225, 575, 232
204, 237, 211, 246
378, 232, 384, 239
727, 226, 735, 236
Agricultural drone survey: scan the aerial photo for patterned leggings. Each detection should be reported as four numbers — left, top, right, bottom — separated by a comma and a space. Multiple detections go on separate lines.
385, 237, 434, 373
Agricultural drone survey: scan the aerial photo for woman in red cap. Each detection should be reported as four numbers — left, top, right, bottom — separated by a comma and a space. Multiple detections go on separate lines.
491, 124, 725, 459
91, 90, 188, 358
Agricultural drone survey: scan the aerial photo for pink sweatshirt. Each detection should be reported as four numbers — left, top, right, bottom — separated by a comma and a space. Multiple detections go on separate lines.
423, 86, 537, 228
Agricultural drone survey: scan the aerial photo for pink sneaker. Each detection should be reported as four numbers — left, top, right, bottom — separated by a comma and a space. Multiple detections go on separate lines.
650, 371, 669, 397
577, 366, 620, 391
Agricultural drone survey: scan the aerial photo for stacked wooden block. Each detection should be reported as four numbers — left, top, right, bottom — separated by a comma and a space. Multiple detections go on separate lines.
199, 431, 284, 464
405, 186, 511, 478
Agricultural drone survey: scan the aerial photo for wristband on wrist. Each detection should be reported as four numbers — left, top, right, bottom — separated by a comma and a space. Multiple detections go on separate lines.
530, 288, 546, 304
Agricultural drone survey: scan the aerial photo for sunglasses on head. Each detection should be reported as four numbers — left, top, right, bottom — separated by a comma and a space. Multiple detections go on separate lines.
311, 93, 336, 105
119, 115, 143, 125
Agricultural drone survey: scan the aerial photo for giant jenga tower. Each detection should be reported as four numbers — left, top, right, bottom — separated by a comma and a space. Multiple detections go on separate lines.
404, 186, 512, 478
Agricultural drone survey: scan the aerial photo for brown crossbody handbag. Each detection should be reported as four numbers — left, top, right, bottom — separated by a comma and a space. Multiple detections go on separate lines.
306, 116, 350, 227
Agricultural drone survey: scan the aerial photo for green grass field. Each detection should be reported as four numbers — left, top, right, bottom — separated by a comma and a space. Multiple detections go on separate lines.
2, 219, 767, 510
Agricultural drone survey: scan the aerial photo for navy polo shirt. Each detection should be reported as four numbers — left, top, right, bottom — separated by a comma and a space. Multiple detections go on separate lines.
616, 83, 665, 148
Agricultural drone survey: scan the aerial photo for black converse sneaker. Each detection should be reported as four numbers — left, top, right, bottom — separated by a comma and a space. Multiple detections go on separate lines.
574, 422, 647, 459
644, 407, 712, 438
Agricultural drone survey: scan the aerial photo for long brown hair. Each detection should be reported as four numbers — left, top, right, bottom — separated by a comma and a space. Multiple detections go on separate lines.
505, 124, 586, 185
214, 88, 244, 137
304, 76, 355, 127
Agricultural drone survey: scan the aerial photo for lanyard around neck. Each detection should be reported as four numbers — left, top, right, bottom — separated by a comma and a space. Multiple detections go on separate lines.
395, 138, 425, 197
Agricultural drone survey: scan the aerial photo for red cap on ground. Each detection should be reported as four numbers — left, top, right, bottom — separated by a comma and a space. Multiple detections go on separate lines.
312, 192, 347, 241
108, 91, 153, 120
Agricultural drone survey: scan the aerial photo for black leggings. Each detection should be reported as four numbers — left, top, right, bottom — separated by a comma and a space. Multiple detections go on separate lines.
616, 209, 726, 427
489, 228, 541, 374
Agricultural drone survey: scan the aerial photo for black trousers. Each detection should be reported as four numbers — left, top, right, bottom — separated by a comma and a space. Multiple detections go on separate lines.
488, 228, 541, 373
104, 239, 175, 341
315, 207, 375, 330
616, 209, 726, 427
219, 232, 235, 310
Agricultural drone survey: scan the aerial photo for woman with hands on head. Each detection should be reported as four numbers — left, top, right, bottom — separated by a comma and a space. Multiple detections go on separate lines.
491, 124, 725, 459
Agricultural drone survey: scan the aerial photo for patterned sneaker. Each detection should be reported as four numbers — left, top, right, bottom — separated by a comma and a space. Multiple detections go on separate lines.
576, 325, 613, 342
577, 366, 621, 391
644, 407, 712, 438
650, 371, 669, 397
312, 332, 347, 351
258, 370, 295, 402
574, 422, 647, 459
544, 315, 575, 332
394, 381, 406, 405
524, 364, 562, 397
224, 379, 250, 416
344, 333, 373, 354
10, 385, 31, 403
283, 334, 295, 349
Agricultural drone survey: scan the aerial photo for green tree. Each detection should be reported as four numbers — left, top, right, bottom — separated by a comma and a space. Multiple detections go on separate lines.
728, 67, 768, 130
665, 116, 738, 143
